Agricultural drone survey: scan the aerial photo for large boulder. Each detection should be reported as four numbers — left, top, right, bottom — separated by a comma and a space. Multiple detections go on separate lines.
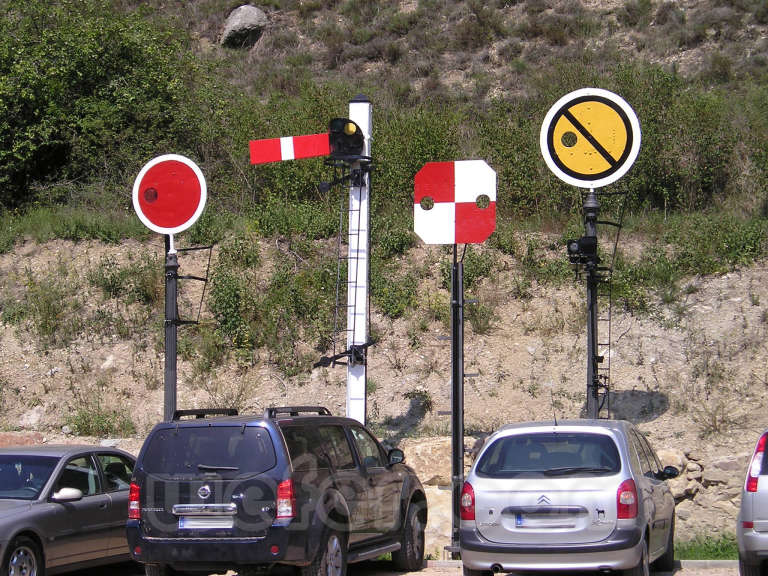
220, 5, 268, 49
657, 448, 685, 470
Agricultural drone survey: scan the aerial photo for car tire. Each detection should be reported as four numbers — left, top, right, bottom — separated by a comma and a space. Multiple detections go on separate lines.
462, 566, 491, 576
392, 501, 426, 571
300, 530, 346, 576
623, 537, 649, 576
3, 536, 43, 576
652, 516, 675, 572
739, 558, 765, 576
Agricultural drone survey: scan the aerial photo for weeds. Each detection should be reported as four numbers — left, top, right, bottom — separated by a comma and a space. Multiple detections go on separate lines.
67, 403, 135, 437
675, 534, 738, 560
467, 301, 495, 334
402, 388, 434, 416
196, 372, 255, 413
66, 375, 135, 437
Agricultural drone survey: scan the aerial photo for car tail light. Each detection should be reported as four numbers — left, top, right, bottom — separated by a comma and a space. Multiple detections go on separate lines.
460, 481, 475, 521
128, 482, 141, 520
617, 479, 637, 519
746, 433, 768, 492
276, 478, 295, 519
743, 521, 755, 529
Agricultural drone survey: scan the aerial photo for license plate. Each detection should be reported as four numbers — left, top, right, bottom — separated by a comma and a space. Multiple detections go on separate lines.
179, 516, 234, 530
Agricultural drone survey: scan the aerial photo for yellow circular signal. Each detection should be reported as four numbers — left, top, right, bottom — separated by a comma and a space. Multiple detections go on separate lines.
551, 101, 628, 176
540, 88, 641, 189
344, 122, 357, 136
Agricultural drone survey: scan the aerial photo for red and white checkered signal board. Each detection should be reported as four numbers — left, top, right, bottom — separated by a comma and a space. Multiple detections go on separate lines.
414, 160, 496, 244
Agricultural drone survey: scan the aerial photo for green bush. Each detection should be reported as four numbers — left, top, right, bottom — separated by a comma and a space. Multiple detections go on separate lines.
440, 247, 496, 290
89, 252, 162, 305
255, 261, 336, 374
67, 402, 135, 437
0, 0, 200, 208
218, 232, 261, 270
209, 268, 255, 348
209, 253, 336, 375
611, 213, 767, 312
371, 260, 418, 318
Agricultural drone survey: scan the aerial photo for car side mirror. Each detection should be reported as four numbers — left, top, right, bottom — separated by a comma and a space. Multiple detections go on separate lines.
660, 465, 679, 480
52, 487, 83, 502
388, 448, 405, 465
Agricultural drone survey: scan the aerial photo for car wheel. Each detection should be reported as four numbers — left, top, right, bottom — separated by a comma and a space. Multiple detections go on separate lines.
623, 537, 649, 576
300, 530, 346, 576
462, 566, 491, 576
3, 536, 43, 576
739, 558, 764, 576
652, 516, 675, 572
392, 501, 425, 571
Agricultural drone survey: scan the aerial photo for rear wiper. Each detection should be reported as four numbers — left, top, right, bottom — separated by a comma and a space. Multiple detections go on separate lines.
543, 466, 613, 476
197, 464, 239, 471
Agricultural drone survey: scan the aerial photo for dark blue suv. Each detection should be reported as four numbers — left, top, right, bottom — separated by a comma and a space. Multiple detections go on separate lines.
126, 406, 426, 576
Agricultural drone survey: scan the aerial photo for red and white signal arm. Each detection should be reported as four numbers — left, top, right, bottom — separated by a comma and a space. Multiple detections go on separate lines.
414, 160, 497, 244
132, 154, 207, 235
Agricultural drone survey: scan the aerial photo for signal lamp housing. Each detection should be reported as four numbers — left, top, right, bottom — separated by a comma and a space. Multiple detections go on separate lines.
329, 118, 364, 159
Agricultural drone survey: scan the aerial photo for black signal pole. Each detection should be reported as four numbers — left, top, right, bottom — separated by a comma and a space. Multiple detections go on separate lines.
584, 190, 600, 420
449, 244, 464, 557
164, 235, 179, 421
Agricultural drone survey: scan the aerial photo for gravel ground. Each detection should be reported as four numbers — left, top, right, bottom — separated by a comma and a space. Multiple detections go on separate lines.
351, 560, 739, 576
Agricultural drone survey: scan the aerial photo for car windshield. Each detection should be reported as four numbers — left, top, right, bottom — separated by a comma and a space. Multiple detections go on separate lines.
476, 432, 621, 478
141, 425, 276, 478
0, 455, 58, 500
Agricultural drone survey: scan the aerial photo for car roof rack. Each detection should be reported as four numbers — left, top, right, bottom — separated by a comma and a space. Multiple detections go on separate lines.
265, 406, 332, 419
172, 408, 239, 420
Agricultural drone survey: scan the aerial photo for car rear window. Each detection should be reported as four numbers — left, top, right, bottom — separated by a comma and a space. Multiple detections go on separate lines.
476, 432, 621, 478
141, 425, 276, 477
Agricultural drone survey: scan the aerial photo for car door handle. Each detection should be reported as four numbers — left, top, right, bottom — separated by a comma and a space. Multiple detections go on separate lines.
99, 502, 108, 509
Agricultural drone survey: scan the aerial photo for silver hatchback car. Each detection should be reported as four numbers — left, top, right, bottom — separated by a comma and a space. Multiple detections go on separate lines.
460, 420, 679, 576
738, 429, 768, 576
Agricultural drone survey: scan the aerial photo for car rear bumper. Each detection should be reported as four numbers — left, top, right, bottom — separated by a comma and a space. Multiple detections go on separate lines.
459, 526, 643, 571
738, 527, 768, 564
126, 520, 307, 569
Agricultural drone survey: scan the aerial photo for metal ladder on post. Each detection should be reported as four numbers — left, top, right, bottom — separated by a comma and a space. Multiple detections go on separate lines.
343, 176, 366, 365
595, 261, 613, 419
594, 197, 626, 420
319, 163, 370, 369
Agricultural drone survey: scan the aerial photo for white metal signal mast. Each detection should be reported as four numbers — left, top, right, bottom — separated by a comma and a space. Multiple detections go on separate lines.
345, 96, 372, 424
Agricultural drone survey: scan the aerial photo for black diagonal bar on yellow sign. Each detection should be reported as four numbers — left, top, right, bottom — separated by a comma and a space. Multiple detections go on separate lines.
547, 95, 633, 182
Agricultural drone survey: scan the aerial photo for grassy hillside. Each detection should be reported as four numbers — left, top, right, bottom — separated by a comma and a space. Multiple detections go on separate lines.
1, 0, 768, 380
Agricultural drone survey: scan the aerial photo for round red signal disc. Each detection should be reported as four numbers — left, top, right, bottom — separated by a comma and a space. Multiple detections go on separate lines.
132, 154, 207, 235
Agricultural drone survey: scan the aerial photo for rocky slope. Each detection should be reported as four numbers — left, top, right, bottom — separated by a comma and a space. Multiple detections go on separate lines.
2, 238, 767, 554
